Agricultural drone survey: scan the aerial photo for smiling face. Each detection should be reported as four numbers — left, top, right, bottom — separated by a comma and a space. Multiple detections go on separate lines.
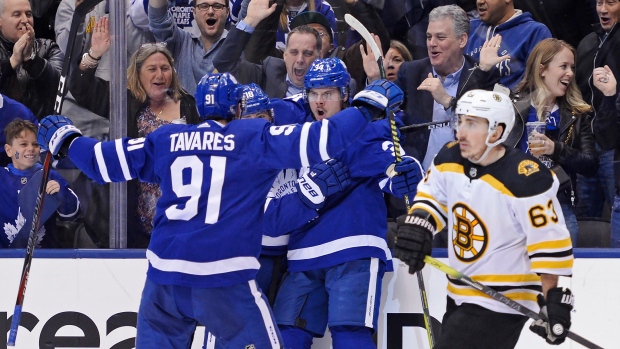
426, 18, 467, 76
540, 47, 575, 101
283, 32, 320, 88
597, 0, 620, 32
5, 129, 39, 170
139, 52, 173, 102
0, 0, 33, 43
307, 87, 344, 120
193, 0, 228, 40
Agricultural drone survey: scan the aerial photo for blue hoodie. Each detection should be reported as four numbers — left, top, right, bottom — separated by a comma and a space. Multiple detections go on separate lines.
465, 11, 551, 89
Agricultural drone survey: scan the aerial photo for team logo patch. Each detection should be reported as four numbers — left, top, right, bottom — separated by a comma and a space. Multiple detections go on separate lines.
517, 160, 540, 176
451, 203, 488, 262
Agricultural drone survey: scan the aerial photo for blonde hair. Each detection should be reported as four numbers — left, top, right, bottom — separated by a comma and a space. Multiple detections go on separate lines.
515, 38, 592, 120
126, 44, 185, 103
280, 0, 316, 33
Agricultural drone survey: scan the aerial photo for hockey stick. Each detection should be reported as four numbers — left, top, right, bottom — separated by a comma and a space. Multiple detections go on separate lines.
399, 119, 451, 132
344, 13, 436, 348
423, 256, 604, 349
7, 0, 104, 346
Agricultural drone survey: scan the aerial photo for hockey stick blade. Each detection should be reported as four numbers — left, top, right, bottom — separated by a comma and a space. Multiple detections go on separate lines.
424, 256, 604, 349
344, 14, 385, 79
7, 0, 104, 346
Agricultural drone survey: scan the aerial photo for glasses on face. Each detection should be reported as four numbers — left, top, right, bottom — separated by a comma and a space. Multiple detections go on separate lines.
307, 90, 341, 102
195, 2, 228, 11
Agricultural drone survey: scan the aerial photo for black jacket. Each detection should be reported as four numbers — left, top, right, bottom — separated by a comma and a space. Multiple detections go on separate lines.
0, 36, 63, 119
395, 55, 499, 162
506, 91, 599, 200
592, 94, 620, 196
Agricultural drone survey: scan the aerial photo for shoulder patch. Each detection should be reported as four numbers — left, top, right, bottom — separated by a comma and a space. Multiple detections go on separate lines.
517, 160, 540, 176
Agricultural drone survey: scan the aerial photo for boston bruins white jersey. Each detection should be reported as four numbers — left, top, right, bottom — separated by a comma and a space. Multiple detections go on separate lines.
413, 142, 573, 315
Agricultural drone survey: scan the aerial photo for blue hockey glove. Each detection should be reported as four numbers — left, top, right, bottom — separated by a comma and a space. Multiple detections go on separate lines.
395, 212, 435, 274
387, 156, 424, 198
37, 115, 82, 157
529, 287, 573, 345
352, 79, 404, 121
296, 159, 351, 210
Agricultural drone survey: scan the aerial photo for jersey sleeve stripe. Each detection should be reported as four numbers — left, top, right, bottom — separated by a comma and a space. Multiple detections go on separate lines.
287, 235, 391, 262
115, 139, 132, 181
94, 142, 111, 183
146, 249, 261, 275
480, 174, 515, 197
262, 234, 290, 246
527, 237, 573, 253
319, 119, 330, 160
447, 283, 539, 303
531, 258, 574, 270
414, 192, 448, 212
299, 122, 311, 168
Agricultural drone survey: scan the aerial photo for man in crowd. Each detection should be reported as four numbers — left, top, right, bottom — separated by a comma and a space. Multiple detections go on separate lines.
0, 0, 63, 119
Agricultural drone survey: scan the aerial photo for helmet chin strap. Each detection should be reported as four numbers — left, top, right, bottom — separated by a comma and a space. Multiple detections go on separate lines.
469, 132, 503, 165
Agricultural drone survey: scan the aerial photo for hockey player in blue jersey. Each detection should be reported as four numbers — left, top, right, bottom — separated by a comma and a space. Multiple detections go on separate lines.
0, 119, 80, 248
37, 72, 403, 349
266, 58, 425, 349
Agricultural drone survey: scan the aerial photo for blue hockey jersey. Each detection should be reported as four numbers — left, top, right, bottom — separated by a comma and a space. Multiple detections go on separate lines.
0, 163, 80, 248
67, 108, 371, 288
268, 97, 404, 272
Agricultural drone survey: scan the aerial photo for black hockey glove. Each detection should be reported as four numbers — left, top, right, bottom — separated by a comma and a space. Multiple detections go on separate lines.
394, 213, 435, 274
529, 287, 574, 345
296, 159, 351, 210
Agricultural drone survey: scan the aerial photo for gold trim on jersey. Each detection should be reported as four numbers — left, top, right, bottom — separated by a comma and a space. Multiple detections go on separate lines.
467, 273, 542, 283
435, 162, 464, 174
527, 237, 573, 254
531, 259, 574, 270
478, 174, 515, 197
413, 192, 448, 213
447, 283, 539, 303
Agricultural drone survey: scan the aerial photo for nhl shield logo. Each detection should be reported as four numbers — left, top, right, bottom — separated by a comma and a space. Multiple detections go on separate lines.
469, 167, 477, 177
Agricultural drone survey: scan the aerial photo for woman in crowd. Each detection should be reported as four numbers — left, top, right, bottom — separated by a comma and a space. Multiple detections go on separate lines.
68, 17, 201, 247
384, 40, 413, 82
506, 38, 600, 245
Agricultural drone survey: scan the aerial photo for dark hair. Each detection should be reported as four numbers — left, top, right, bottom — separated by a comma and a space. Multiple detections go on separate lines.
4, 118, 37, 145
286, 25, 322, 55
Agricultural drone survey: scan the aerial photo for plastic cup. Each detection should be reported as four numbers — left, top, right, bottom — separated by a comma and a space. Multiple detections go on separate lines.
526, 121, 546, 139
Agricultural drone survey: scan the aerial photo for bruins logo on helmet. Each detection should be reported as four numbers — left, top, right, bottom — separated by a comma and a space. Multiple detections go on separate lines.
517, 160, 540, 176
451, 203, 488, 262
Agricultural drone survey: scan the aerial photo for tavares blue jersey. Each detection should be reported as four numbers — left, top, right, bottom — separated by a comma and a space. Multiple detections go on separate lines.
67, 109, 371, 288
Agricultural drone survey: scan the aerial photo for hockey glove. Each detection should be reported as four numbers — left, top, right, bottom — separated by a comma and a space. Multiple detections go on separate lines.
37, 115, 82, 157
529, 287, 574, 345
352, 79, 404, 122
296, 159, 351, 210
394, 213, 435, 274
387, 156, 425, 198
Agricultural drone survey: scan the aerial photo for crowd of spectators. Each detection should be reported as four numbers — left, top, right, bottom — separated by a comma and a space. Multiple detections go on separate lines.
1, 0, 619, 249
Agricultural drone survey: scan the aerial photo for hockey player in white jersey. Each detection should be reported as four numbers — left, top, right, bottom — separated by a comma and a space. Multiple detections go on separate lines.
36, 72, 403, 349
395, 90, 575, 348
266, 58, 425, 349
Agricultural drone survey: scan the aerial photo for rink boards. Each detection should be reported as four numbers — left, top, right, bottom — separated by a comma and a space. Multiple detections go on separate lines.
0, 249, 617, 349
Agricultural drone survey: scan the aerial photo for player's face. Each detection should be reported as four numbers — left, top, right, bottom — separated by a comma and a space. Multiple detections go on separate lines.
540, 47, 575, 101
597, 0, 620, 32
384, 48, 406, 82
241, 111, 273, 122
476, 0, 511, 26
426, 18, 467, 76
308, 23, 333, 58
193, 0, 229, 40
0, 0, 33, 43
455, 114, 490, 162
283, 32, 320, 88
139, 52, 173, 102
4, 130, 40, 170
308, 87, 343, 121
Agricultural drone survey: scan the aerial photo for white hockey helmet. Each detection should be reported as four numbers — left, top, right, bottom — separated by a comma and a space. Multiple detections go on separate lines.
455, 89, 515, 145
